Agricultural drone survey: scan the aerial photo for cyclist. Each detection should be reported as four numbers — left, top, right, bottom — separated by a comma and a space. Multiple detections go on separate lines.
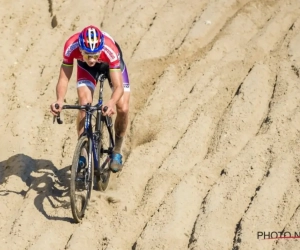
50, 25, 130, 173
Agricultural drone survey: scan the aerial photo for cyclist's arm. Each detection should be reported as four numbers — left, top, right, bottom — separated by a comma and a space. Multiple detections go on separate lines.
109, 69, 124, 104
56, 64, 73, 102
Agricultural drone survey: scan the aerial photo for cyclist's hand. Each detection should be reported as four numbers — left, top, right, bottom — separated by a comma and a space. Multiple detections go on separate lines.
102, 101, 115, 117
50, 101, 63, 116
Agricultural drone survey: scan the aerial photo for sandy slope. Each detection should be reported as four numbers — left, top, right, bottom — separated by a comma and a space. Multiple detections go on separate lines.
1, 0, 300, 249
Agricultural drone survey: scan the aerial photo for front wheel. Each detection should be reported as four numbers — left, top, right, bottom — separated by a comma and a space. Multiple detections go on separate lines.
70, 135, 93, 223
95, 116, 113, 191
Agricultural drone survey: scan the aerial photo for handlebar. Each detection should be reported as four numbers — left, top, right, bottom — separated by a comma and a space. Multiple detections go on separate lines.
53, 73, 109, 124
53, 103, 108, 124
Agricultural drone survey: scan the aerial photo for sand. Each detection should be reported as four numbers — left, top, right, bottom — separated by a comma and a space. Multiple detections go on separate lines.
1, 0, 300, 249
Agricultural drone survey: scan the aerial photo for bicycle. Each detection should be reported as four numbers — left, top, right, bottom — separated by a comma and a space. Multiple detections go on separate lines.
53, 74, 115, 223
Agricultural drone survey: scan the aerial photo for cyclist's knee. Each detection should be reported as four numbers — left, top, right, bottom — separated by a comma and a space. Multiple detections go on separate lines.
116, 104, 129, 115
78, 91, 92, 106
116, 92, 130, 113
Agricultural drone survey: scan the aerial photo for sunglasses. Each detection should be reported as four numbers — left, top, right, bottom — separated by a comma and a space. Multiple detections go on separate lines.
81, 51, 100, 60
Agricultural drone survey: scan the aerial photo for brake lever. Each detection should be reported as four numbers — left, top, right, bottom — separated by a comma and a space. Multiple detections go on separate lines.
102, 106, 113, 127
53, 103, 63, 124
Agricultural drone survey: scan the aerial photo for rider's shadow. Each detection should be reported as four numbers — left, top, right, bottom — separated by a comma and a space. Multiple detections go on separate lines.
0, 154, 72, 222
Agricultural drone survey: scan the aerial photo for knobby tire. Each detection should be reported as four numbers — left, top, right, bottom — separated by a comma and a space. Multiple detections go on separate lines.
70, 135, 94, 223
95, 116, 113, 191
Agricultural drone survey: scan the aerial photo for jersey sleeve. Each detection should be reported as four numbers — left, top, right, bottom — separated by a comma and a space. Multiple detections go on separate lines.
62, 34, 79, 66
103, 44, 121, 69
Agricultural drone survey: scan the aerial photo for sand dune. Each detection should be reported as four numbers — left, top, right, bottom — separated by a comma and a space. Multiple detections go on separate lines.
1, 0, 300, 249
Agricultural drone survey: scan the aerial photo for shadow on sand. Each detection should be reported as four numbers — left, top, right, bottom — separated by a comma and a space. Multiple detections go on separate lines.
0, 153, 73, 222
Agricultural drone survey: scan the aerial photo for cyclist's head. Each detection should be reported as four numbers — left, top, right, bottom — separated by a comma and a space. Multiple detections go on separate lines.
78, 25, 104, 53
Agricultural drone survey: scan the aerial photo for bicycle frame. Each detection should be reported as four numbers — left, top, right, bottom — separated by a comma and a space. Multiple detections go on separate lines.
55, 74, 115, 175
94, 74, 115, 174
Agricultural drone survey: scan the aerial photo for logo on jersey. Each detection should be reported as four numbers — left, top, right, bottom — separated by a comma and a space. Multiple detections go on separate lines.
65, 42, 79, 57
103, 45, 117, 62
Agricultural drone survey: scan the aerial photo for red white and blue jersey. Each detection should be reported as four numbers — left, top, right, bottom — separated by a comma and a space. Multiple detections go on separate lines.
62, 32, 121, 69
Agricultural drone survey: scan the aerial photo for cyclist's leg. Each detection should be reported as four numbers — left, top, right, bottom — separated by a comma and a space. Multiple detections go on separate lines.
110, 53, 130, 172
76, 60, 97, 137
115, 91, 130, 149
77, 86, 94, 137
113, 42, 130, 141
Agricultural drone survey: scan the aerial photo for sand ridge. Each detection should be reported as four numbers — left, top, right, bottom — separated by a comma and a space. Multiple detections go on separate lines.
1, 0, 300, 249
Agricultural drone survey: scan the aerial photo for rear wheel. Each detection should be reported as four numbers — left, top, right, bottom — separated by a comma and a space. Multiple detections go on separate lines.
95, 116, 113, 191
70, 135, 93, 223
